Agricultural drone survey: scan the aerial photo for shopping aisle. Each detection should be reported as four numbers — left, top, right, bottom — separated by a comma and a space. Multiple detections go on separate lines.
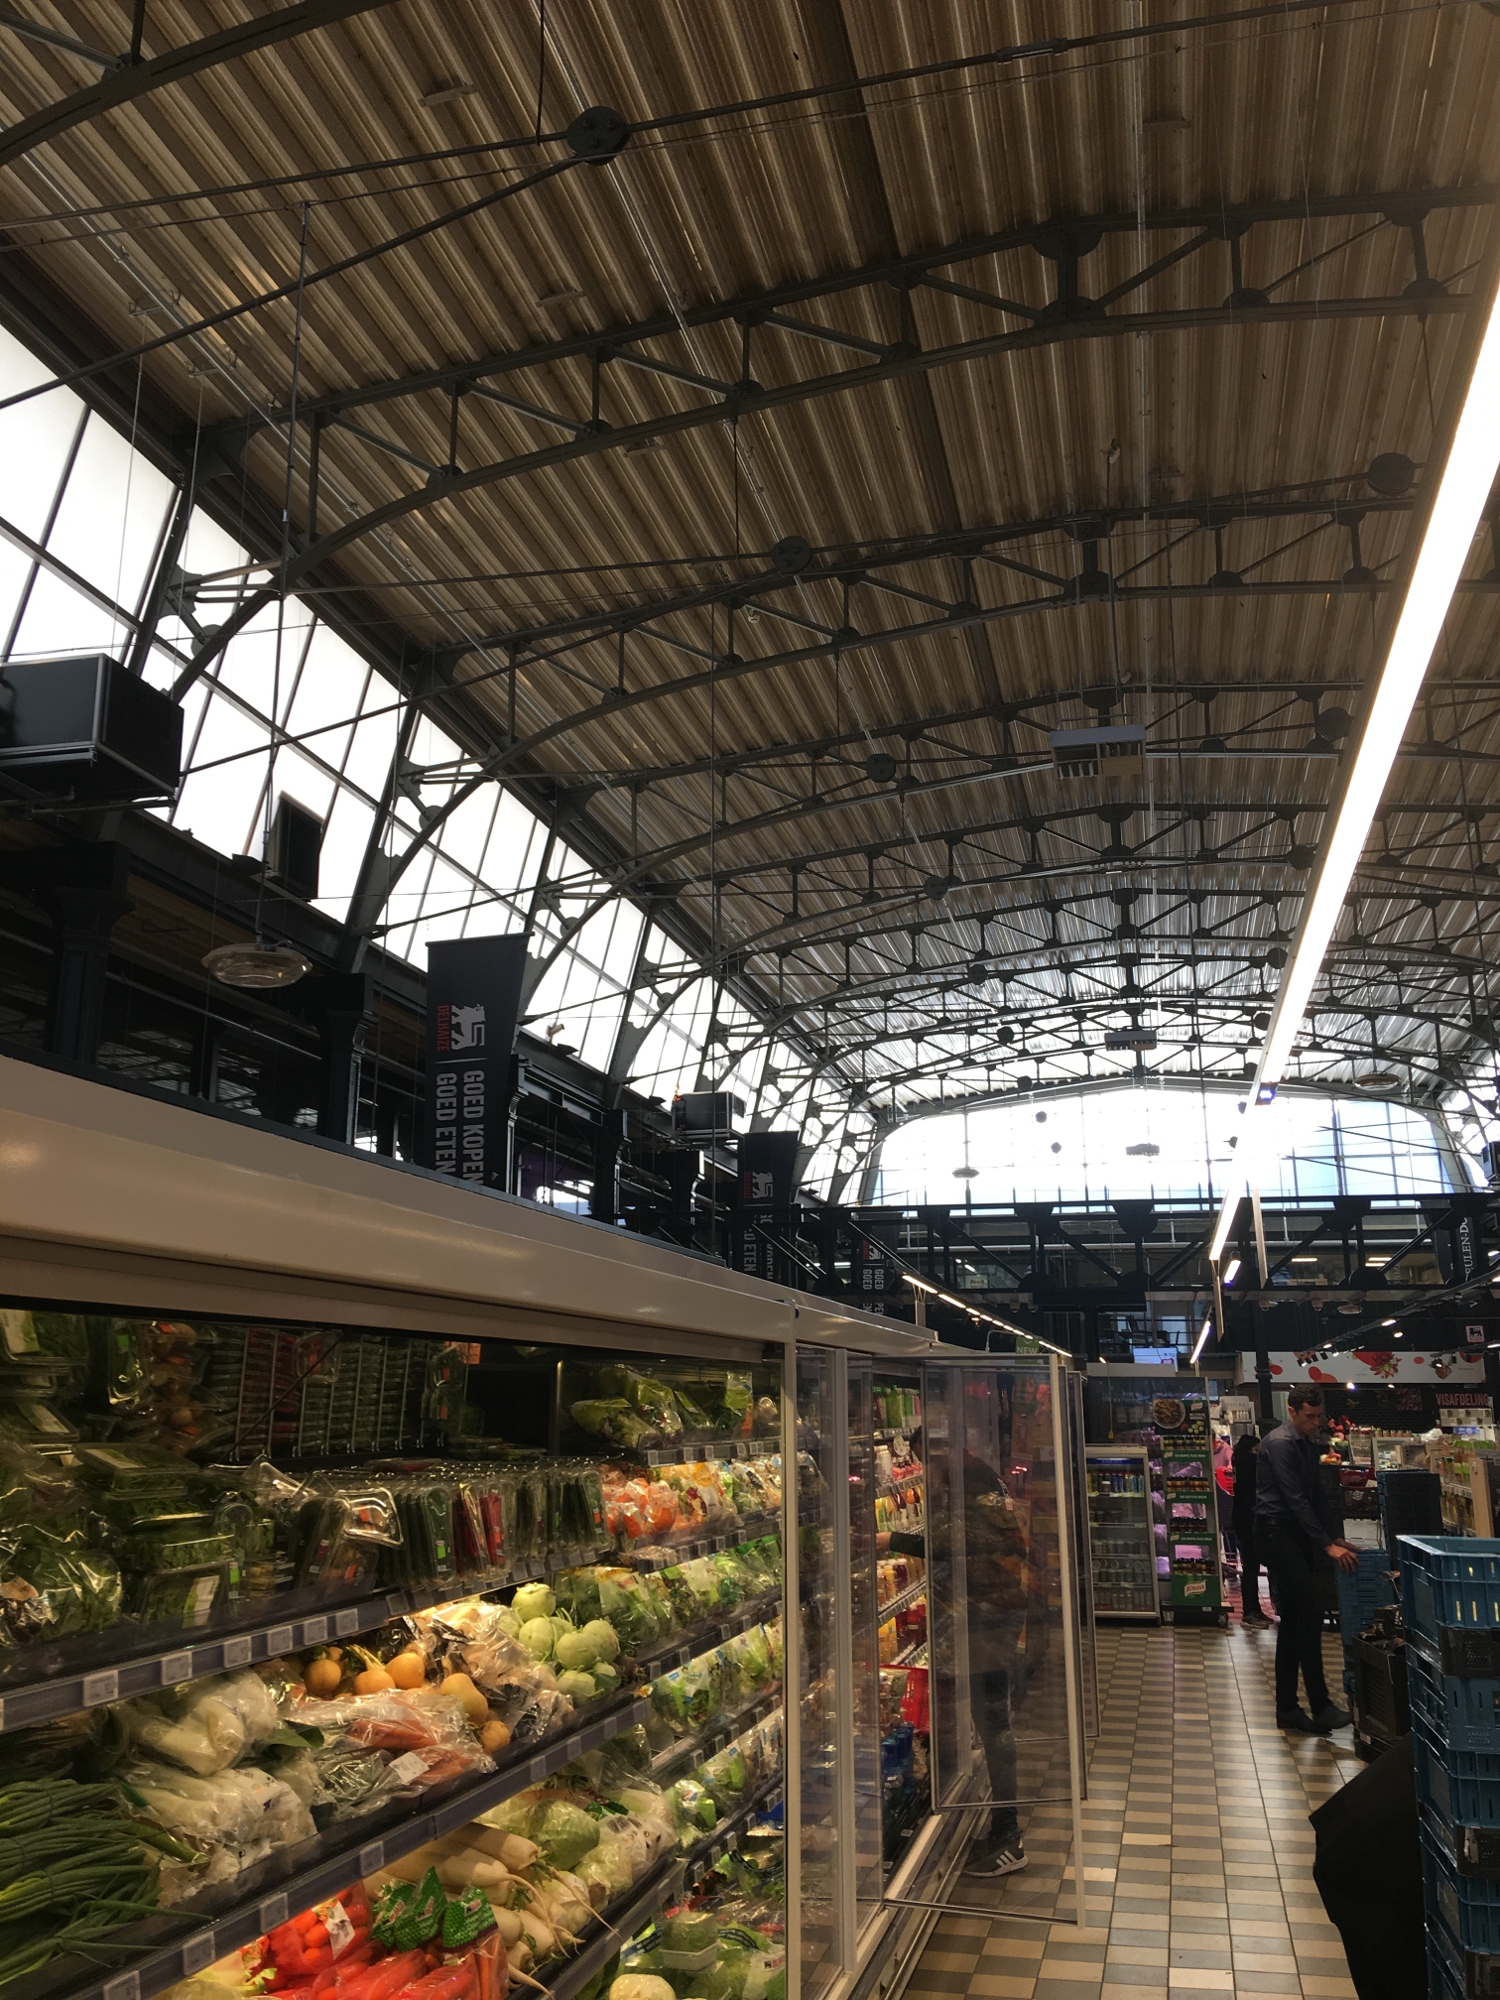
900, 1623, 1361, 1999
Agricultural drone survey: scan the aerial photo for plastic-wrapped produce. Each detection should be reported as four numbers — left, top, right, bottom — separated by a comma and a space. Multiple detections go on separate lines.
649, 1659, 719, 1735
0, 1521, 122, 1642
123, 1669, 282, 1775
122, 1754, 316, 1861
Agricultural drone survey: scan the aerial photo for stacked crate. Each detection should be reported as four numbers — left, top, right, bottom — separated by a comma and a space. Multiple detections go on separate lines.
1398, 1535, 1500, 1999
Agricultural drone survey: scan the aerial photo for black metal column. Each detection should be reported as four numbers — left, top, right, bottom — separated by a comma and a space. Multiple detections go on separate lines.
2, 844, 134, 1065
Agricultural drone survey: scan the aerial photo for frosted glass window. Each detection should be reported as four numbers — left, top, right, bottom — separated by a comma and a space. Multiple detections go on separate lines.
0, 331, 87, 541
11, 567, 124, 659
343, 687, 400, 800
283, 623, 369, 759
431, 783, 496, 880
873, 1085, 1460, 1208
45, 419, 173, 613
314, 788, 376, 922
0, 539, 36, 649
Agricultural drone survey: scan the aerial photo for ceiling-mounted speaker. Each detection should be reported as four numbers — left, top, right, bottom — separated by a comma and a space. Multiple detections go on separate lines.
1050, 723, 1145, 780
0, 655, 182, 799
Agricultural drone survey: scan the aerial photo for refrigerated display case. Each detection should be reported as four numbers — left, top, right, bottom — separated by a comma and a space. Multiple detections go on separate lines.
0, 1059, 1093, 2000
1083, 1366, 1226, 1624
1085, 1445, 1158, 1620
871, 1375, 929, 1873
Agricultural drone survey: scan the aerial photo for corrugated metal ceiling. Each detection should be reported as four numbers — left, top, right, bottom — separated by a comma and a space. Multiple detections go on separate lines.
2, 0, 1499, 1111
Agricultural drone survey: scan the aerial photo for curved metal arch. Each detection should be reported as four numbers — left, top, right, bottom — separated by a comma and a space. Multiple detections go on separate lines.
764, 934, 1495, 1034
263, 183, 1491, 432
0, 0, 404, 171
456, 492, 1420, 675
173, 287, 1472, 705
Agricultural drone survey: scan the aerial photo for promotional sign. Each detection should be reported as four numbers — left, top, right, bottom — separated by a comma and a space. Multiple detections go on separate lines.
856, 1236, 898, 1315
1236, 1348, 1486, 1386
735, 1131, 799, 1284
424, 934, 529, 1187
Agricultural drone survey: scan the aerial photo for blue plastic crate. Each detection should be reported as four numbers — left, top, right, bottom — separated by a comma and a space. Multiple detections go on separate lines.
1340, 1547, 1399, 1696
1424, 1817, 1500, 1954
1411, 1642, 1500, 1755
1401, 1537, 1500, 1637
1429, 1934, 1463, 2000
1339, 1544, 1398, 1639
1415, 1707, 1500, 1831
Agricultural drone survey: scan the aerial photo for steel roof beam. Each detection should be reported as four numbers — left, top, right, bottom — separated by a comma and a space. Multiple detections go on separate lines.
179, 284, 1478, 702
442, 489, 1420, 667
260, 183, 1491, 429
0, 0, 404, 172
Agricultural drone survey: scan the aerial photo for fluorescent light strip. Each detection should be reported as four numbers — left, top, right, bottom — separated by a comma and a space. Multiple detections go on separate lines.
905, 1272, 1068, 1355
1190, 1318, 1213, 1366
1209, 240, 1500, 1264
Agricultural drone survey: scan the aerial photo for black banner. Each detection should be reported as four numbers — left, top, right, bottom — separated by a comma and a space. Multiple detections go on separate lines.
424, 934, 528, 1186
736, 1131, 799, 1283
856, 1235, 897, 1315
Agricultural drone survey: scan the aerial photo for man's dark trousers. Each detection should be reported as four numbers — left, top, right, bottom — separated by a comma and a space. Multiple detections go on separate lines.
1261, 1517, 1331, 1713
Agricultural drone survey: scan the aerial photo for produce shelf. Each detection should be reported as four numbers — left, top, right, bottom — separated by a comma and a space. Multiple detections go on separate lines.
38, 1693, 654, 2000
537, 1857, 687, 2000
629, 1438, 778, 1468
0, 1556, 617, 1737
624, 1514, 779, 1571
682, 1777, 785, 1871
892, 1639, 928, 1669
632, 1593, 781, 1676
649, 1687, 784, 1779
876, 1577, 927, 1622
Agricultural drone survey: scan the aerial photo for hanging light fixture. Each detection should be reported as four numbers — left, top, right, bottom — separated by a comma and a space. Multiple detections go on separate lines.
203, 940, 311, 988
1210, 210, 1500, 1263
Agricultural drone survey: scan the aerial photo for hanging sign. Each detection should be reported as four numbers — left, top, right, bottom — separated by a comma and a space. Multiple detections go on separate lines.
735, 1131, 799, 1283
1236, 1348, 1486, 1386
424, 935, 528, 1186
856, 1237, 897, 1315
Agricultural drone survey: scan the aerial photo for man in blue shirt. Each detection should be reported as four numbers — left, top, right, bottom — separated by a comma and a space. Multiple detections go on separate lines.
1256, 1386, 1360, 1733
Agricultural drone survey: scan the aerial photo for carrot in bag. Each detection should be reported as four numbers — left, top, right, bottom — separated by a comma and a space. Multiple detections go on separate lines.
336, 1950, 430, 2000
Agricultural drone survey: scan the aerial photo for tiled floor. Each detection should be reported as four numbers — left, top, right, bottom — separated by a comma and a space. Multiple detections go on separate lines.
900, 1620, 1361, 2000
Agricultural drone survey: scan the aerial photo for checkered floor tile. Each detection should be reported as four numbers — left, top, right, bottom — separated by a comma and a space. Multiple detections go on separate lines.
897, 1622, 1360, 2000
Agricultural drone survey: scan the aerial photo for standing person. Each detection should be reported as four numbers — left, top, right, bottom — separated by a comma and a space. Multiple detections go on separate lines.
1257, 1388, 1360, 1733
1232, 1431, 1269, 1627
879, 1437, 1031, 1879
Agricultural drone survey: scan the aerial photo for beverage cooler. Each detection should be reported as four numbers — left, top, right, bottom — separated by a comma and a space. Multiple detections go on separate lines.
0, 1059, 1092, 2000
1083, 1366, 1227, 1626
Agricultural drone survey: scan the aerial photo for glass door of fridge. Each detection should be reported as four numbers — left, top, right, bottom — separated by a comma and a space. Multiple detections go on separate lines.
869, 1354, 1089, 1935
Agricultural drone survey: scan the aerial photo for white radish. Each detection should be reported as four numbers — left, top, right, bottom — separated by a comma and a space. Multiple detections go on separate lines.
490, 1908, 524, 1948
519, 1916, 556, 1962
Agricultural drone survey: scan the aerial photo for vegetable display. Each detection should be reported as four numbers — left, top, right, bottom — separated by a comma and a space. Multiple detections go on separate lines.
0, 1332, 790, 2000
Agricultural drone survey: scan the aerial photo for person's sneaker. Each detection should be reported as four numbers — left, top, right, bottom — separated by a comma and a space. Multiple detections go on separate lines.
1241, 1613, 1271, 1628
1311, 1702, 1352, 1733
1277, 1708, 1320, 1732
963, 1840, 1028, 1878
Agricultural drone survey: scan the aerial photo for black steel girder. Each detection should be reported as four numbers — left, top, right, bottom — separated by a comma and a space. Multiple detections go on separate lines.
0, 0, 404, 172
253, 183, 1491, 432
173, 270, 1482, 699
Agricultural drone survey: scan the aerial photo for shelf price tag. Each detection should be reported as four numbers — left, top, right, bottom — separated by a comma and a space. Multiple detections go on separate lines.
104, 1974, 140, 2000
160, 1652, 193, 1686
359, 1842, 384, 1877
81, 1670, 119, 1707
266, 1628, 293, 1657
181, 1934, 216, 1976
303, 1616, 328, 1646
335, 1608, 361, 1637
223, 1637, 253, 1669
259, 1895, 289, 1931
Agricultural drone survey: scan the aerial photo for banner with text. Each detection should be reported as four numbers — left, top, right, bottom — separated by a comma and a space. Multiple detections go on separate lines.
424, 934, 528, 1186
